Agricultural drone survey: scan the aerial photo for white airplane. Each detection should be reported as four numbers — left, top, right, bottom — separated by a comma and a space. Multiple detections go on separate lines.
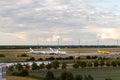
49, 48, 67, 55
30, 48, 67, 55
30, 48, 50, 54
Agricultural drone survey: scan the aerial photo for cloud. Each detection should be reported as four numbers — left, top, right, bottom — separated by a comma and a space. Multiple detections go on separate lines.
98, 28, 120, 40
0, 0, 120, 45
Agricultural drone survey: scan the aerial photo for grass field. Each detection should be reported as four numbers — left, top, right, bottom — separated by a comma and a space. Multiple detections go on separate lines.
29, 68, 120, 80
7, 76, 38, 80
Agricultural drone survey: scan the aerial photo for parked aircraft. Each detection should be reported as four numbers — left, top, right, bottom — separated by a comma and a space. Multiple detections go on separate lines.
30, 48, 67, 55
30, 48, 46, 54
97, 49, 110, 55
50, 48, 67, 55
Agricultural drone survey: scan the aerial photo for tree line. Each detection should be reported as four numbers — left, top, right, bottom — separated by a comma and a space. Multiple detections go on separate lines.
7, 60, 115, 80
0, 45, 119, 49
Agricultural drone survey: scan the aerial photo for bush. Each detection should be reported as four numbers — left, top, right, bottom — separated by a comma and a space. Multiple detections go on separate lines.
75, 74, 82, 80
15, 63, 23, 71
20, 53, 28, 57
106, 61, 110, 67
0, 54, 5, 57
86, 56, 91, 59
38, 58, 43, 61
52, 61, 59, 69
39, 63, 45, 69
19, 69, 29, 77
80, 61, 87, 68
77, 56, 81, 59
68, 56, 74, 60
12, 71, 20, 76
87, 62, 93, 67
56, 57, 62, 60
46, 57, 55, 60
11, 69, 29, 77
31, 62, 38, 70
73, 63, 79, 69
62, 62, 66, 69
92, 56, 98, 59
46, 63, 52, 70
105, 78, 112, 80
88, 75, 94, 80
99, 60, 105, 67
24, 64, 30, 70
94, 61, 99, 67
45, 71, 55, 80
61, 71, 74, 80
29, 57, 35, 61
111, 61, 117, 67
8, 65, 14, 71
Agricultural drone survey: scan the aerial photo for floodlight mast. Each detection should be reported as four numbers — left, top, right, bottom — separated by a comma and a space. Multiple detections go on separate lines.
56, 36, 60, 49
79, 39, 80, 54
97, 39, 99, 48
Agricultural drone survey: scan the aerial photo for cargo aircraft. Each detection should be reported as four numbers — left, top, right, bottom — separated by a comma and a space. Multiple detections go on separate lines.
97, 49, 110, 55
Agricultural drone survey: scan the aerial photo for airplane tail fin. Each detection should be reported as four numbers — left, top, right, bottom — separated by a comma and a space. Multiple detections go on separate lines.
30, 48, 34, 51
97, 49, 101, 53
57, 48, 61, 53
50, 48, 54, 52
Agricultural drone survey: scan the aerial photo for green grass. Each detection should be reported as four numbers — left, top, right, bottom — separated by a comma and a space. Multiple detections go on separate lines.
29, 68, 120, 80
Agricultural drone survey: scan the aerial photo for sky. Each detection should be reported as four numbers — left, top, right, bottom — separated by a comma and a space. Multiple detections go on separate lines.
0, 0, 120, 45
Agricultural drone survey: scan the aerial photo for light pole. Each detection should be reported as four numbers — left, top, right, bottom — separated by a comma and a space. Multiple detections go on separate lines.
56, 36, 60, 49
97, 39, 99, 48
116, 40, 119, 47
78, 39, 80, 54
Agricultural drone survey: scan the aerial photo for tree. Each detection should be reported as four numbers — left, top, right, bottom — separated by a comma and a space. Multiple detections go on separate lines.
46, 63, 52, 70
106, 61, 110, 67
105, 78, 112, 80
84, 75, 88, 80
20, 53, 28, 57
52, 61, 59, 69
45, 71, 55, 80
15, 63, 23, 71
87, 62, 93, 68
68, 56, 74, 60
31, 62, 38, 70
88, 75, 94, 80
117, 61, 120, 67
39, 63, 45, 69
73, 63, 79, 69
99, 60, 105, 67
80, 61, 87, 68
86, 56, 91, 59
75, 74, 83, 80
62, 62, 66, 69
29, 57, 35, 61
111, 61, 117, 67
61, 71, 74, 80
24, 64, 30, 70
8, 65, 14, 71
84, 75, 94, 80
19, 69, 29, 77
94, 61, 99, 67
38, 58, 43, 61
